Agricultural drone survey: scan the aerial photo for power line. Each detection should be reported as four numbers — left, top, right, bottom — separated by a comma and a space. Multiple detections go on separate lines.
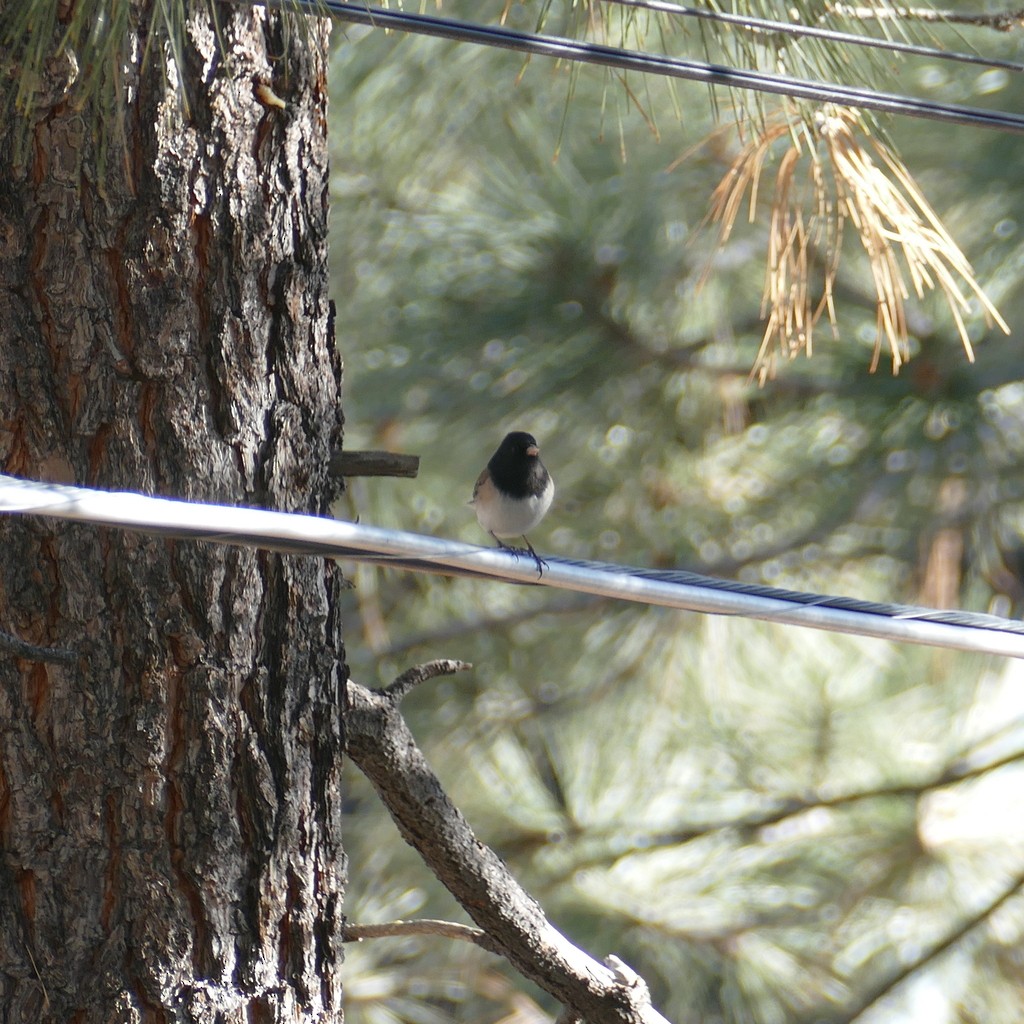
301, 1, 1024, 135
3, 474, 1024, 659
602, 0, 1024, 74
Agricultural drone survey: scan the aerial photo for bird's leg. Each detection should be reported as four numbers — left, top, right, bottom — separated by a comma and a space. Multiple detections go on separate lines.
521, 536, 548, 579
490, 532, 522, 561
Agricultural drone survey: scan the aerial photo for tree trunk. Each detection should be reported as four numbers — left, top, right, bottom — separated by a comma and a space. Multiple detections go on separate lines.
0, 4, 346, 1021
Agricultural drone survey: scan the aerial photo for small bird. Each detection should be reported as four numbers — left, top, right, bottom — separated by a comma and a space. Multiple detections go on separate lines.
471, 431, 554, 575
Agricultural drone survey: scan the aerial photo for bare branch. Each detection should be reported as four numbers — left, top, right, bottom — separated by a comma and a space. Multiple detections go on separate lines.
329, 449, 421, 479
382, 659, 472, 701
344, 677, 671, 1024
342, 918, 500, 953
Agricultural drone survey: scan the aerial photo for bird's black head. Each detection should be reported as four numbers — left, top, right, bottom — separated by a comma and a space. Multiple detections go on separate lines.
488, 431, 548, 496
497, 431, 539, 459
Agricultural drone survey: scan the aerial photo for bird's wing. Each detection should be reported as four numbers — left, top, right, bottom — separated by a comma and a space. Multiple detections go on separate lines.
470, 466, 491, 505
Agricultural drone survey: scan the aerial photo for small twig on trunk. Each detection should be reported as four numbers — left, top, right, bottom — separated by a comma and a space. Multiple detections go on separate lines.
0, 629, 76, 665
342, 917, 500, 953
329, 450, 421, 479
345, 673, 670, 1024
381, 659, 472, 701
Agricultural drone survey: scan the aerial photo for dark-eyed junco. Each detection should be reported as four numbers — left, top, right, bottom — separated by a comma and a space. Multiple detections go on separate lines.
471, 431, 554, 575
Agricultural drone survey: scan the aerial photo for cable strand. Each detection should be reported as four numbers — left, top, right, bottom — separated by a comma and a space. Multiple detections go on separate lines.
303, 1, 1024, 135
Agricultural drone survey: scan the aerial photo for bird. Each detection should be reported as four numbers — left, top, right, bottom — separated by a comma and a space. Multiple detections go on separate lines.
470, 431, 554, 576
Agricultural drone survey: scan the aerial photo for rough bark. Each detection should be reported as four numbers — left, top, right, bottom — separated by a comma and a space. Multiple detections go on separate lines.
0, 3, 346, 1021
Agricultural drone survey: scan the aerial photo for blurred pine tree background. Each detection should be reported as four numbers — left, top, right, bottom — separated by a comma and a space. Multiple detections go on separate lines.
328, 5, 1024, 1021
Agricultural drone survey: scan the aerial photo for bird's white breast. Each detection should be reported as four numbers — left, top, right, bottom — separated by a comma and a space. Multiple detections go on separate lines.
475, 477, 554, 538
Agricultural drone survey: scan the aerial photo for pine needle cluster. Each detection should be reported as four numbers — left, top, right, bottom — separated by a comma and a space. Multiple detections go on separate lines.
708, 106, 1010, 381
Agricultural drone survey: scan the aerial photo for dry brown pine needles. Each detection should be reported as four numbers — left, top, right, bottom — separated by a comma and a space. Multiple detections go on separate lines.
707, 106, 1009, 382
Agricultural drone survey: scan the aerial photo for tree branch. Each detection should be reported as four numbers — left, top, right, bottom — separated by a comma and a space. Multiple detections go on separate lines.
344, 670, 671, 1024
381, 658, 472, 701
550, 744, 1024, 877
829, 4, 1024, 30
842, 864, 1024, 1021
329, 449, 421, 479
342, 918, 500, 952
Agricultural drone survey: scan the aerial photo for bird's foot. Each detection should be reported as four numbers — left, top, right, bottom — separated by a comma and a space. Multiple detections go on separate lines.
519, 537, 548, 579
493, 537, 548, 579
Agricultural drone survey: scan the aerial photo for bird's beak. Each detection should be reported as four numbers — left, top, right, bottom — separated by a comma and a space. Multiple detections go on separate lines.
526, 445, 539, 457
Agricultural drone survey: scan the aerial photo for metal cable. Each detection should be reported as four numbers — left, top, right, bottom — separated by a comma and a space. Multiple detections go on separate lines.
602, 0, 1024, 74
2, 474, 1023, 659
305, 1, 1024, 134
